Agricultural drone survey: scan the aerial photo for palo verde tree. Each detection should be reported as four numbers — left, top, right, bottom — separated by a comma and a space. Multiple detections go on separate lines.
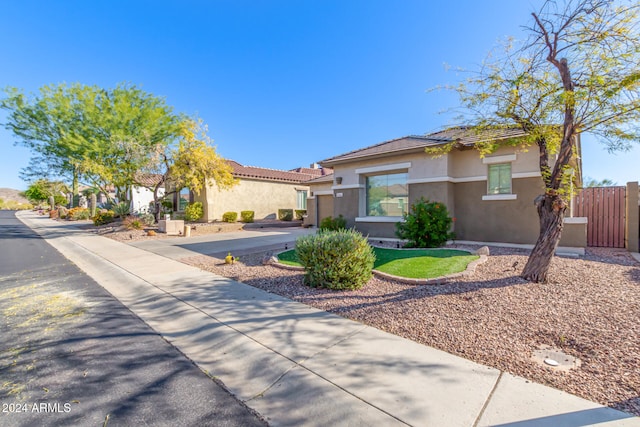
1, 83, 182, 204
142, 118, 237, 221
1, 84, 105, 197
440, 0, 640, 283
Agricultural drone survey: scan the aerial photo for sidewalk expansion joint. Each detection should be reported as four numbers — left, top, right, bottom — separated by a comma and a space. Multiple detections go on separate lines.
24, 215, 412, 427
473, 370, 503, 427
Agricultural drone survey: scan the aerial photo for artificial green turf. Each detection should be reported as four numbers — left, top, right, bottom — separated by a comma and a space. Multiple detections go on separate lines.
276, 249, 303, 266
276, 247, 478, 279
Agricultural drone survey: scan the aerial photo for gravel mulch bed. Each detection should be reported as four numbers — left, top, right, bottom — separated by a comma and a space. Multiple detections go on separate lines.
182, 245, 640, 416
92, 221, 245, 242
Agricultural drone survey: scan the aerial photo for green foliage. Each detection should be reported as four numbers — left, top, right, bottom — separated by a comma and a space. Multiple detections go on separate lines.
584, 177, 617, 188
138, 213, 156, 226
68, 207, 90, 221
53, 194, 67, 207
373, 248, 478, 279
168, 119, 238, 196
278, 209, 293, 221
222, 211, 238, 222
184, 202, 204, 222
278, 247, 478, 279
319, 215, 347, 231
93, 210, 115, 226
395, 198, 454, 248
123, 216, 143, 230
295, 229, 375, 290
112, 202, 130, 218
0, 199, 33, 210
1, 83, 182, 199
23, 181, 49, 203
295, 209, 306, 220
23, 179, 68, 206
240, 210, 254, 223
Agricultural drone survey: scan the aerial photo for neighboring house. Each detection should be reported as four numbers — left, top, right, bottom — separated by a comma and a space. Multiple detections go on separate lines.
305, 126, 587, 248
129, 174, 165, 214
195, 161, 332, 222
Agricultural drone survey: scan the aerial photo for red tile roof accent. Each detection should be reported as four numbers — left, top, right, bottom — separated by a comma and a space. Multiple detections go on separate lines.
227, 161, 332, 184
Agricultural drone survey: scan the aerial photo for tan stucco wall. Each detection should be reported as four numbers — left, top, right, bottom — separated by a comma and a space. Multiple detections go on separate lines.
328, 145, 542, 191
334, 188, 360, 229
197, 179, 308, 222
311, 144, 587, 247
559, 221, 587, 248
317, 195, 335, 226
454, 178, 543, 244
355, 222, 397, 238
450, 146, 541, 178
408, 182, 455, 219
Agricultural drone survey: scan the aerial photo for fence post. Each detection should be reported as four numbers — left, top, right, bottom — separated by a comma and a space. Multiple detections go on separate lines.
626, 181, 639, 253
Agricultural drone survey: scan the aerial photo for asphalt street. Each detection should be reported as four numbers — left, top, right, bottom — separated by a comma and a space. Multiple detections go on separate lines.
0, 211, 267, 427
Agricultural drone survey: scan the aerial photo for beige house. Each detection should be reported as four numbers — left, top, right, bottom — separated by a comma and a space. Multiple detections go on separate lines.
305, 127, 587, 249
195, 161, 332, 222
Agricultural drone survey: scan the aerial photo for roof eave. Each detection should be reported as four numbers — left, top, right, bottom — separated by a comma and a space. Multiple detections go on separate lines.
319, 145, 434, 168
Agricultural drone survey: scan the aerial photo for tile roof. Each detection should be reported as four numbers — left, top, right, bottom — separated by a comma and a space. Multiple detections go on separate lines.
319, 126, 529, 166
227, 160, 332, 184
134, 173, 164, 187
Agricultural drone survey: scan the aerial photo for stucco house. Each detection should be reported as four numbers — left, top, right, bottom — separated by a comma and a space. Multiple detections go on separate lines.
305, 126, 587, 249
195, 160, 332, 222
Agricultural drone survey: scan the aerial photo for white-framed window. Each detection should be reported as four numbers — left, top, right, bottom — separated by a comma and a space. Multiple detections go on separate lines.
366, 172, 408, 217
487, 163, 512, 195
296, 190, 308, 210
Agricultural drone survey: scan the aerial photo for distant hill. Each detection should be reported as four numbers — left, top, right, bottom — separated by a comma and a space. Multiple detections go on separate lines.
0, 188, 29, 204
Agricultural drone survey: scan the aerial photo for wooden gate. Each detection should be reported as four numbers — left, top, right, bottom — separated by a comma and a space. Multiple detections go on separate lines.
573, 186, 626, 247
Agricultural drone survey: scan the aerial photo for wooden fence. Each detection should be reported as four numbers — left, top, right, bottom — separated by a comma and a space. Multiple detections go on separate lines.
572, 186, 626, 248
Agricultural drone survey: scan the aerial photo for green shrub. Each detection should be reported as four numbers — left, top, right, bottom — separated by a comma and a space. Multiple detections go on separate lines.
138, 213, 156, 226
68, 207, 90, 220
93, 210, 115, 226
222, 211, 238, 222
319, 215, 347, 231
295, 209, 307, 220
295, 229, 375, 290
395, 197, 455, 248
54, 194, 67, 207
184, 202, 204, 222
123, 215, 143, 230
240, 210, 255, 223
278, 209, 293, 221
113, 202, 131, 218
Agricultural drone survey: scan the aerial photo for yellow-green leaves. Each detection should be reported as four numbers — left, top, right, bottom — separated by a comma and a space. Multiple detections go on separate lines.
168, 119, 237, 195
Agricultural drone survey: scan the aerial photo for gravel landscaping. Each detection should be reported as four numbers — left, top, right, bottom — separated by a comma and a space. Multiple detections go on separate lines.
182, 245, 640, 416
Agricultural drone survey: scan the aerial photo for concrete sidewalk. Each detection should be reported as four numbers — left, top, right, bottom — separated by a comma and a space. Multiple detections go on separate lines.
17, 211, 639, 427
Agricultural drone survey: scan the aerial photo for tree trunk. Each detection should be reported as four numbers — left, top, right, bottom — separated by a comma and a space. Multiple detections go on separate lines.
521, 193, 567, 283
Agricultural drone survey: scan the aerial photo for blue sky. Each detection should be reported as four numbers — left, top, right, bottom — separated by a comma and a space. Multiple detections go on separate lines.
1, 0, 638, 190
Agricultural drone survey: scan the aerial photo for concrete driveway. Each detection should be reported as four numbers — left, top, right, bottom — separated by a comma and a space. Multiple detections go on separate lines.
129, 228, 315, 261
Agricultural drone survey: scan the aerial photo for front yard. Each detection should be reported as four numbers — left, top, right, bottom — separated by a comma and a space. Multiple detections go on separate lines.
184, 245, 640, 416
277, 247, 479, 279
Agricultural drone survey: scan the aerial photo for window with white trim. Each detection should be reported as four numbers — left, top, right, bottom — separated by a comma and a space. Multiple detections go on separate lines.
487, 163, 512, 195
366, 173, 408, 216
296, 190, 307, 210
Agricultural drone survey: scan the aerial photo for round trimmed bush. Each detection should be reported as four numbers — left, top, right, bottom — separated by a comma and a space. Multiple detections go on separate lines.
395, 197, 454, 248
184, 202, 204, 222
295, 229, 375, 290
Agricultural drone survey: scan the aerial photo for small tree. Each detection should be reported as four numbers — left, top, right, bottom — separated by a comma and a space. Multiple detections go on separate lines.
23, 179, 69, 206
438, 0, 640, 282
